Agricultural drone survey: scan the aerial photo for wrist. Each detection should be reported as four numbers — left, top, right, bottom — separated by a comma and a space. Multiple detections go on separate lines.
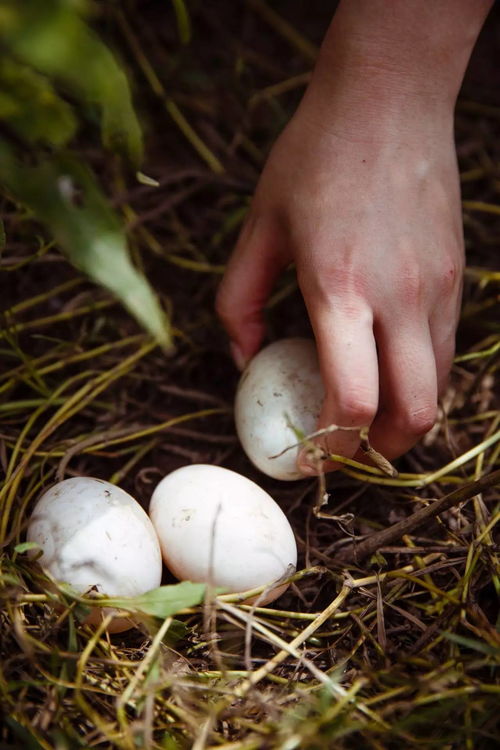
300, 53, 456, 146
300, 0, 492, 139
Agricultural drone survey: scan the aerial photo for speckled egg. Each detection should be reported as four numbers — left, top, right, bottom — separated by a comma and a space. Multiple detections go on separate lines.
235, 338, 324, 479
27, 477, 162, 632
149, 464, 297, 604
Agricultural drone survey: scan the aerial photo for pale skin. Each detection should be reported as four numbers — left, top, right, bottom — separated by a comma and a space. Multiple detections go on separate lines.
216, 0, 493, 474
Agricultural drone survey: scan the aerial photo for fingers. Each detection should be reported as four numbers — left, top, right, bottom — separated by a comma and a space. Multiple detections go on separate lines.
429, 305, 460, 396
362, 258, 461, 462
365, 318, 438, 461
430, 327, 456, 396
216, 213, 289, 369
297, 282, 379, 472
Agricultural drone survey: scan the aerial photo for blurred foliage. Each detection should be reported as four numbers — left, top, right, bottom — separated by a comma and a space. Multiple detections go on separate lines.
0, 57, 77, 147
0, 0, 170, 347
171, 0, 192, 44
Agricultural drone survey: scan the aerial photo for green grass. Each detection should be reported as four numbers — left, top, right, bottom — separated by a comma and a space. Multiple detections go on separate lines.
1, 1, 499, 748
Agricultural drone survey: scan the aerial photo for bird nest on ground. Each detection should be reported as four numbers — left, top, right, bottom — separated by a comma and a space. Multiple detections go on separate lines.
1, 2, 499, 748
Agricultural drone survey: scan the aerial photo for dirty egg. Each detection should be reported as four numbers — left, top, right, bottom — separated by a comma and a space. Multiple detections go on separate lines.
235, 338, 324, 480
149, 464, 297, 604
27, 477, 162, 632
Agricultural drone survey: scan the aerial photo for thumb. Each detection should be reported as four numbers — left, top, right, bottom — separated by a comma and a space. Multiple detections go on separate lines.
216, 212, 289, 369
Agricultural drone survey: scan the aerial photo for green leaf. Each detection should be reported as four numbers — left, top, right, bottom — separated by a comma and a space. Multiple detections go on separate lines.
165, 618, 189, 644
0, 0, 142, 165
0, 56, 77, 147
103, 581, 208, 618
171, 0, 192, 44
14, 541, 41, 554
161, 732, 182, 750
442, 631, 500, 657
137, 171, 160, 187
5, 718, 45, 750
0, 143, 171, 347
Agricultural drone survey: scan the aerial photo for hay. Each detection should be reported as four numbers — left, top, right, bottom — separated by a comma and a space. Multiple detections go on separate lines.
1, 1, 499, 747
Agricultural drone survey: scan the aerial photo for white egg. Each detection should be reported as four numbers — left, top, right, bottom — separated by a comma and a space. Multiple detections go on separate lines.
149, 464, 297, 605
235, 338, 324, 480
27, 477, 162, 632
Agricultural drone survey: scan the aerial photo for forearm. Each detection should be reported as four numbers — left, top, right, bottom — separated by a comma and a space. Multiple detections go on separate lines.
302, 0, 493, 134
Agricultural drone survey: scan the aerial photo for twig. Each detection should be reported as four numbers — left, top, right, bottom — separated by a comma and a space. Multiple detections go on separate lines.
116, 11, 224, 174
337, 469, 500, 564
271, 422, 398, 479
246, 0, 318, 63
231, 585, 351, 696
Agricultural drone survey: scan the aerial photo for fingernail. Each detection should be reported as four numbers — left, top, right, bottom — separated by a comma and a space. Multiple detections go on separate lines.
230, 341, 248, 371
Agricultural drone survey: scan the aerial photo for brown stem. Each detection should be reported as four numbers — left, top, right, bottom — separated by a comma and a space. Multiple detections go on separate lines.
337, 468, 500, 565
359, 427, 398, 477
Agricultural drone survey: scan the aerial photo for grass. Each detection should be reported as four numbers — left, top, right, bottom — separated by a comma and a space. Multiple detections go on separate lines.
1, 1, 499, 748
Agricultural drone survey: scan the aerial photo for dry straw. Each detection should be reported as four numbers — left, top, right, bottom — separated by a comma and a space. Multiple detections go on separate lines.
1, 1, 499, 748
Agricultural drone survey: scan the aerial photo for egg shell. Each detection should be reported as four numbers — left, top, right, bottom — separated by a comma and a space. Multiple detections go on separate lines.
235, 338, 324, 480
149, 464, 297, 605
27, 477, 162, 632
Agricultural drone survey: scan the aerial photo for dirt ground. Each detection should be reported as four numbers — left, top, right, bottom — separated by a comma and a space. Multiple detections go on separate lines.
1, 2, 499, 748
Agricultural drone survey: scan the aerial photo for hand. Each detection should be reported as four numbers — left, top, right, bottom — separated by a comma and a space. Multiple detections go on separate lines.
217, 0, 491, 473
217, 100, 464, 469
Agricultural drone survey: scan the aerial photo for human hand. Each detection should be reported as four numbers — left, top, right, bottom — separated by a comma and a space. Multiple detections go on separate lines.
216, 0, 494, 473
217, 98, 464, 470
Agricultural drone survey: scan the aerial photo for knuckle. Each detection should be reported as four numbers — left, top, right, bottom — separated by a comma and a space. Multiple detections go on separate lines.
397, 403, 437, 437
335, 391, 377, 427
400, 262, 425, 307
436, 256, 463, 296
298, 261, 368, 309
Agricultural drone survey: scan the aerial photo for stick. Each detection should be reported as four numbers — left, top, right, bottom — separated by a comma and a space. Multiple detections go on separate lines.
337, 469, 500, 564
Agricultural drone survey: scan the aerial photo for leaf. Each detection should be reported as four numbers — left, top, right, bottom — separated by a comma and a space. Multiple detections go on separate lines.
0, 56, 77, 147
137, 171, 160, 187
171, 0, 192, 44
164, 618, 189, 644
14, 541, 41, 554
0, 143, 171, 348
442, 631, 500, 657
5, 718, 45, 750
161, 732, 182, 750
0, 0, 142, 165
103, 581, 208, 618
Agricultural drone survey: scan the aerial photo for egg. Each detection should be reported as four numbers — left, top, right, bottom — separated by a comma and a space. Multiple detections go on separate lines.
235, 338, 324, 480
27, 477, 162, 632
149, 464, 297, 605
